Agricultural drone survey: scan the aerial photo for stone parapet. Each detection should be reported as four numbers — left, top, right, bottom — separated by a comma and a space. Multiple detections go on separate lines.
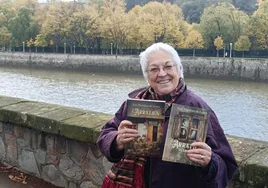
0, 52, 268, 82
0, 95, 267, 187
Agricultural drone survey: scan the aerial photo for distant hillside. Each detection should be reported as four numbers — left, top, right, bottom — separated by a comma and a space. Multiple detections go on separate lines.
125, 0, 257, 23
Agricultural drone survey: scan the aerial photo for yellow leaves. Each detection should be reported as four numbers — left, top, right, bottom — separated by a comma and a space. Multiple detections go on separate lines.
214, 36, 224, 50
127, 1, 186, 48
8, 173, 27, 185
0, 27, 12, 45
34, 34, 47, 47
13, 0, 37, 9
248, 0, 268, 49
26, 38, 34, 47
234, 35, 251, 51
185, 30, 204, 49
255, 0, 268, 15
99, 0, 129, 44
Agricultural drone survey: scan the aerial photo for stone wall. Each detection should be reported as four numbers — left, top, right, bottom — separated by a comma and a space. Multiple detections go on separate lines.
0, 95, 268, 188
0, 52, 268, 82
0, 95, 113, 188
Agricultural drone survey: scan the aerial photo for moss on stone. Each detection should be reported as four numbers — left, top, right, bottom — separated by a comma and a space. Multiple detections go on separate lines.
59, 112, 112, 143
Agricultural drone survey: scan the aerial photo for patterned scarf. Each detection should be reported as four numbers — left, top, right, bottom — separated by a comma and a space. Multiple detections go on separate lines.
102, 78, 186, 188
136, 78, 186, 110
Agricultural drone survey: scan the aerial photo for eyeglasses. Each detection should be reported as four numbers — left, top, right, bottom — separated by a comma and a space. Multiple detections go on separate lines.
146, 64, 177, 75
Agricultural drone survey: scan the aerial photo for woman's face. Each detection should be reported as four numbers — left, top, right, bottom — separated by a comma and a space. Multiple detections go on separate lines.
147, 50, 181, 95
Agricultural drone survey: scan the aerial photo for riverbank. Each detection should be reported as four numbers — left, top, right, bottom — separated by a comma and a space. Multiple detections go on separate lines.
0, 52, 267, 83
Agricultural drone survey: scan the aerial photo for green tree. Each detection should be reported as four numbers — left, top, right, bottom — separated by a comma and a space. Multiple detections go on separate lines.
214, 36, 223, 57
234, 35, 251, 57
175, 0, 232, 23
0, 1, 16, 49
199, 3, 249, 50
9, 6, 38, 46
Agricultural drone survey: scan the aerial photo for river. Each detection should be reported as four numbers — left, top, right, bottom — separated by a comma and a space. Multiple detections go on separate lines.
0, 67, 267, 142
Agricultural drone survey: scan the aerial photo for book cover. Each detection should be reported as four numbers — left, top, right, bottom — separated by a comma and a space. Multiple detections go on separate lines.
162, 104, 210, 165
125, 98, 165, 156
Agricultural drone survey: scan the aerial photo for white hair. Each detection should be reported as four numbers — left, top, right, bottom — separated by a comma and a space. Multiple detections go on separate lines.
139, 42, 184, 82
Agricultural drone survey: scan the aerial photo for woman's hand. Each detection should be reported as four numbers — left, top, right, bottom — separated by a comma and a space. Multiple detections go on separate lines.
116, 120, 139, 151
186, 141, 212, 167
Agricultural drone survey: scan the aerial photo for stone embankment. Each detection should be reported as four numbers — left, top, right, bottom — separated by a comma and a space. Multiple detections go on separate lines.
0, 96, 267, 187
0, 52, 268, 82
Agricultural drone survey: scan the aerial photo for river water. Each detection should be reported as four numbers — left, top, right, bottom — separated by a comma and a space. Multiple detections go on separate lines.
0, 67, 267, 142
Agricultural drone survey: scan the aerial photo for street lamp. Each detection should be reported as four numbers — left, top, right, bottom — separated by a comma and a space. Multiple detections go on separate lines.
230, 43, 232, 58
22, 41, 25, 52
111, 42, 113, 55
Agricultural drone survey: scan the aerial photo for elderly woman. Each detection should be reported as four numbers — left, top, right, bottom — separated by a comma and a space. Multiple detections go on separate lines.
97, 43, 237, 188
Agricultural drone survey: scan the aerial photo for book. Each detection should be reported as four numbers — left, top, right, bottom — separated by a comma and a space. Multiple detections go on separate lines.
125, 98, 166, 156
162, 104, 210, 165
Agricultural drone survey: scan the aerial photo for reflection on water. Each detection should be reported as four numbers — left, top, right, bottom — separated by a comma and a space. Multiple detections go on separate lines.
0, 67, 267, 141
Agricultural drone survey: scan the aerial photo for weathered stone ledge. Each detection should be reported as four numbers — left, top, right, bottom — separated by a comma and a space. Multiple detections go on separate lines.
0, 95, 267, 187
0, 52, 268, 83
0, 95, 112, 143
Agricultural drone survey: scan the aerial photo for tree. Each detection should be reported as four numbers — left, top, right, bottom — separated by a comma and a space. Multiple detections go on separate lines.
199, 3, 249, 50
163, 2, 186, 48
40, 2, 75, 52
34, 34, 48, 52
70, 4, 101, 53
181, 0, 204, 23
175, 0, 232, 23
0, 1, 16, 49
0, 27, 12, 50
248, 0, 268, 49
8, 6, 38, 46
214, 36, 223, 57
99, 0, 130, 56
234, 35, 251, 57
127, 5, 150, 50
185, 30, 204, 56
26, 38, 34, 52
129, 2, 185, 49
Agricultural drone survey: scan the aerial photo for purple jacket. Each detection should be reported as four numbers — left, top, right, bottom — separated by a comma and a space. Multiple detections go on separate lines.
97, 87, 238, 188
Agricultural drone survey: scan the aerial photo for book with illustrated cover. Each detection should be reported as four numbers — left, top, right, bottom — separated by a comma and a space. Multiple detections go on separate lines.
162, 104, 210, 166
125, 98, 165, 156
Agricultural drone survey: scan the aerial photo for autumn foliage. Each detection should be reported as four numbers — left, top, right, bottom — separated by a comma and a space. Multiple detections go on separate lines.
0, 0, 268, 54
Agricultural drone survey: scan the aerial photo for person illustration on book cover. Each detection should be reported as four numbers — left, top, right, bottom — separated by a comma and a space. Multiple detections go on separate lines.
179, 128, 187, 139
192, 118, 200, 129
190, 130, 197, 140
97, 42, 238, 188
181, 116, 189, 127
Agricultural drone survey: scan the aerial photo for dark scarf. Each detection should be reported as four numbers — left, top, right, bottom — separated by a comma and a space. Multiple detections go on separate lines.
102, 79, 186, 188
